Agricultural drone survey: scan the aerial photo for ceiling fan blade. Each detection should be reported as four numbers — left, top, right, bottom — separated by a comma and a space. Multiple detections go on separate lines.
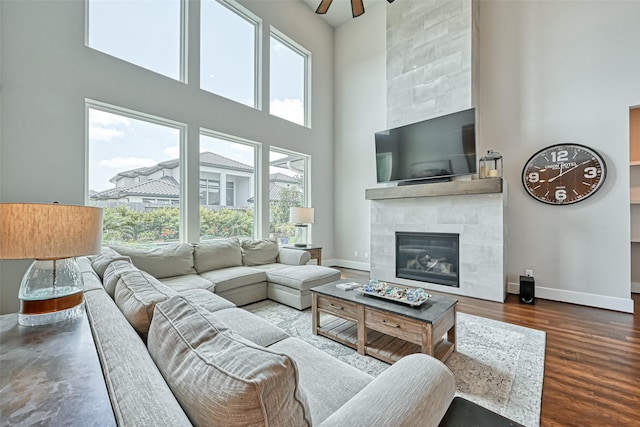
315, 0, 333, 14
351, 0, 365, 17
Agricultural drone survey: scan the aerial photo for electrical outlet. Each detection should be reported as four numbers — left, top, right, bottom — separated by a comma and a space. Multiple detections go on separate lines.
364, 252, 369, 259
354, 251, 358, 257
525, 269, 533, 277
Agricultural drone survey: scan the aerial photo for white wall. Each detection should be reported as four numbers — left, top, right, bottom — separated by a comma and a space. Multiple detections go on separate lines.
0, 0, 334, 314
334, 0, 639, 312
333, 3, 386, 271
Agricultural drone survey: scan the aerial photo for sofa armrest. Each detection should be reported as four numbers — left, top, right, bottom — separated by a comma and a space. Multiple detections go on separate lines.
278, 248, 311, 265
318, 354, 455, 427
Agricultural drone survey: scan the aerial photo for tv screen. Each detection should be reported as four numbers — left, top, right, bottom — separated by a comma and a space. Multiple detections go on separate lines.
375, 108, 476, 184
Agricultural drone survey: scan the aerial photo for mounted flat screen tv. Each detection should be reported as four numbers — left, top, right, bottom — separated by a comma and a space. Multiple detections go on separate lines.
375, 108, 476, 184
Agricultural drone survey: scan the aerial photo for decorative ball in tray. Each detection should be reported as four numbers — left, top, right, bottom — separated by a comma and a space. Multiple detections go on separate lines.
355, 280, 431, 306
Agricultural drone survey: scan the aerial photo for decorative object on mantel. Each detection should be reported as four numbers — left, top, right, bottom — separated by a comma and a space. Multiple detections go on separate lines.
0, 202, 103, 326
316, 0, 396, 18
290, 207, 315, 247
521, 143, 607, 205
479, 150, 503, 179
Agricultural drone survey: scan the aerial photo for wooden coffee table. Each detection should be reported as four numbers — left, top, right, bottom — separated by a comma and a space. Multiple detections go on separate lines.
311, 280, 457, 364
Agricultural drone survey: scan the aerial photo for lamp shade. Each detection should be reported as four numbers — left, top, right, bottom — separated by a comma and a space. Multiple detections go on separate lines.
290, 207, 315, 224
0, 203, 103, 260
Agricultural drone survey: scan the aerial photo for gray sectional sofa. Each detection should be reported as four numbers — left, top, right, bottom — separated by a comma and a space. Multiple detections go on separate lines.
106, 237, 341, 310
79, 237, 457, 426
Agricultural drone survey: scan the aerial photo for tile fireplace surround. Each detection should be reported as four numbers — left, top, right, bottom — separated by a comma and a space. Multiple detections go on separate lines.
366, 178, 507, 302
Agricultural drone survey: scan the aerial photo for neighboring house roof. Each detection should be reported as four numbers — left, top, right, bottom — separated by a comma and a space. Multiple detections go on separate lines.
92, 176, 179, 200
200, 152, 253, 173
94, 153, 301, 203
269, 173, 299, 184
109, 151, 253, 183
269, 183, 301, 201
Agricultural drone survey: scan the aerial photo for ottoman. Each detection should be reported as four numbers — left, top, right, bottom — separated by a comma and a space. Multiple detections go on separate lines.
262, 265, 341, 310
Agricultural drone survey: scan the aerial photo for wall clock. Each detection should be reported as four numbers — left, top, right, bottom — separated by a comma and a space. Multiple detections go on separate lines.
522, 143, 607, 205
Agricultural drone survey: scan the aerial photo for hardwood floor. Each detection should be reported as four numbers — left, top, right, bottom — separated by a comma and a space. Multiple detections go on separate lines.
337, 268, 640, 427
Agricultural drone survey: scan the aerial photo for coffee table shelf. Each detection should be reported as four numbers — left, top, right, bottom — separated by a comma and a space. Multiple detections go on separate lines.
317, 314, 455, 364
312, 281, 457, 364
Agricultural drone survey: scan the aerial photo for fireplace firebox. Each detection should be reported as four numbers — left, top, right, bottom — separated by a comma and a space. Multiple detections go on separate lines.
396, 232, 459, 287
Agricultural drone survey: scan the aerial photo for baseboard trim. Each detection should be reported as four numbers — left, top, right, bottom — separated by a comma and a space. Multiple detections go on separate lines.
632, 281, 640, 294
507, 282, 634, 313
325, 259, 370, 272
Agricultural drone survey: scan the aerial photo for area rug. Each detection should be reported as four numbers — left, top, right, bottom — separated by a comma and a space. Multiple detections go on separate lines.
244, 300, 545, 427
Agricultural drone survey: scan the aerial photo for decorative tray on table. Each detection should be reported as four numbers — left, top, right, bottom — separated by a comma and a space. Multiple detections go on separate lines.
354, 281, 431, 307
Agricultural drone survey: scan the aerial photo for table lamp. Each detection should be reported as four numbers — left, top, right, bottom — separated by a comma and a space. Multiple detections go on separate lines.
0, 203, 103, 326
290, 207, 314, 247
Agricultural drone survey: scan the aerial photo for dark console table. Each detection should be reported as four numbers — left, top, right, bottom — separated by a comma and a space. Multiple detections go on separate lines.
439, 397, 525, 427
0, 311, 115, 426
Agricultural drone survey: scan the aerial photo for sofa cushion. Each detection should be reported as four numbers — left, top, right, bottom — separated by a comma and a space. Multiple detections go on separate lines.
159, 274, 215, 292
148, 296, 312, 427
83, 288, 192, 426
103, 260, 139, 298
91, 247, 131, 279
265, 265, 341, 292
241, 238, 279, 266
115, 270, 178, 335
77, 256, 104, 292
109, 243, 196, 279
179, 288, 236, 312
199, 266, 267, 293
269, 337, 373, 425
210, 307, 289, 347
193, 238, 242, 273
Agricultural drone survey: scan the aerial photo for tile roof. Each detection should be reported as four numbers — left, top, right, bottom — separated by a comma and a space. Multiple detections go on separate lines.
110, 151, 253, 182
92, 176, 179, 200
269, 173, 299, 184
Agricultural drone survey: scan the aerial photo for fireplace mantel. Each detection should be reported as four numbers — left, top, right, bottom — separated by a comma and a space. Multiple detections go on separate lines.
365, 178, 503, 201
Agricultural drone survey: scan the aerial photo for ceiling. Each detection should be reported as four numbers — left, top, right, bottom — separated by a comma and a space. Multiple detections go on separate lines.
301, 0, 386, 28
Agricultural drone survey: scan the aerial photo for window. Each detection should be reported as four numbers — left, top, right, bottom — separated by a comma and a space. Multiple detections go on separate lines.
270, 29, 310, 126
86, 0, 185, 81
226, 182, 235, 205
201, 0, 260, 107
269, 148, 310, 245
87, 102, 185, 247
200, 179, 220, 206
199, 131, 258, 240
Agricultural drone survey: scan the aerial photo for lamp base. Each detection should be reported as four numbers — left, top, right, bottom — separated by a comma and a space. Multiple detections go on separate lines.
19, 302, 85, 326
18, 258, 85, 326
294, 224, 309, 247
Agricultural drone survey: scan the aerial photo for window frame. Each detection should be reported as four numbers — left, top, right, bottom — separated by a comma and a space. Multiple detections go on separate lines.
269, 27, 311, 127
85, 99, 188, 242
84, 0, 188, 82
199, 128, 262, 239
200, 0, 262, 109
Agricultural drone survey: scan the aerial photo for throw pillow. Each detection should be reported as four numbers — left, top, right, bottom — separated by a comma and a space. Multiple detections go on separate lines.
193, 238, 242, 273
109, 243, 196, 279
148, 295, 312, 427
115, 269, 178, 336
103, 259, 138, 298
241, 238, 279, 266
91, 247, 131, 279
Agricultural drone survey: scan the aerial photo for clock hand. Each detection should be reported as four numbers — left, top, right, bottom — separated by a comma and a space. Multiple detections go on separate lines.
548, 160, 590, 183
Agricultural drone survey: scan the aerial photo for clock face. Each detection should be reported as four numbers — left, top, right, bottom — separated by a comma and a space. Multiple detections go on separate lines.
522, 144, 607, 205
